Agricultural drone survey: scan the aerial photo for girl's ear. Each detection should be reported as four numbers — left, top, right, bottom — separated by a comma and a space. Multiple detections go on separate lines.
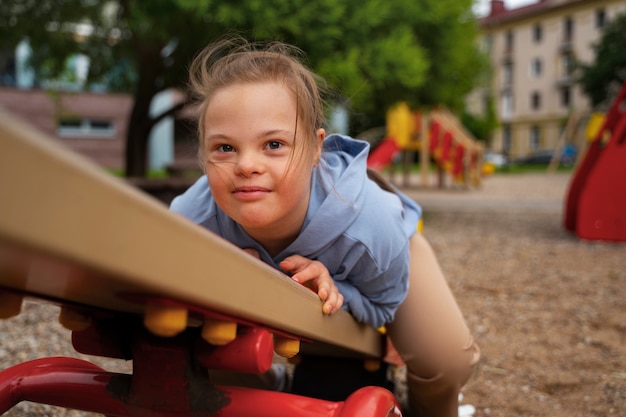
314, 128, 325, 162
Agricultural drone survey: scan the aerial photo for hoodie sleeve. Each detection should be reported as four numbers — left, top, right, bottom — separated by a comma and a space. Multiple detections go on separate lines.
333, 244, 410, 329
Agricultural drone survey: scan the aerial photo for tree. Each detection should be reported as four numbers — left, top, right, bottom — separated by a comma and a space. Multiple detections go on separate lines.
461, 96, 498, 143
178, 0, 433, 130
1, 0, 487, 177
413, 0, 489, 112
577, 12, 626, 109
193, 0, 487, 132
0, 0, 205, 177
291, 0, 488, 131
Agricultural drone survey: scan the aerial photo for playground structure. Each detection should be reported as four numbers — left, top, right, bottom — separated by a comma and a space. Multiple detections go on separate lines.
564, 79, 626, 242
367, 102, 485, 189
0, 110, 401, 416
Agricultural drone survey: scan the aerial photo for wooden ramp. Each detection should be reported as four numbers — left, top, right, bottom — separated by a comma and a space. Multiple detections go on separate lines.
0, 109, 383, 359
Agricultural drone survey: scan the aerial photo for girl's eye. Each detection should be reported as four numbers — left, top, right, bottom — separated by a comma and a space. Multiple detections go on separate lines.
266, 141, 282, 150
217, 144, 235, 152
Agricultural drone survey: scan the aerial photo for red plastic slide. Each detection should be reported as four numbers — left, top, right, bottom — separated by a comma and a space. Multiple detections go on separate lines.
564, 80, 626, 242
367, 138, 401, 171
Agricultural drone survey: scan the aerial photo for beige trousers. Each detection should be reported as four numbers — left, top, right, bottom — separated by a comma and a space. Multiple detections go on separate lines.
386, 233, 480, 417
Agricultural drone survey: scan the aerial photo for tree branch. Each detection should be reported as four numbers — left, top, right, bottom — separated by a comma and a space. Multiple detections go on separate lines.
148, 99, 190, 130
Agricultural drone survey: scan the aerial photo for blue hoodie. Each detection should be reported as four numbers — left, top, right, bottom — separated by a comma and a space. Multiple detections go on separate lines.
170, 134, 422, 328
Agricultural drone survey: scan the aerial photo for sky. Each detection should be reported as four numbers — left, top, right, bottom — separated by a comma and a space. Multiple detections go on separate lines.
474, 0, 539, 17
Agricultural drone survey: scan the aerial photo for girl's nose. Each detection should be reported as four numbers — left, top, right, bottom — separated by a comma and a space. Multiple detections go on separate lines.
234, 151, 263, 177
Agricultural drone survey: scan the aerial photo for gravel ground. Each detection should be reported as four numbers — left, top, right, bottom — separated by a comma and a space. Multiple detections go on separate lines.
406, 172, 626, 417
0, 172, 624, 416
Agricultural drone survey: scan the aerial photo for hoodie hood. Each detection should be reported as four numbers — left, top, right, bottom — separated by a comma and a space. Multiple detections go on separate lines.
284, 135, 370, 260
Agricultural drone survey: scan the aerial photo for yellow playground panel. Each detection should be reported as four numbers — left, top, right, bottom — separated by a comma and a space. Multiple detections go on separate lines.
369, 102, 484, 188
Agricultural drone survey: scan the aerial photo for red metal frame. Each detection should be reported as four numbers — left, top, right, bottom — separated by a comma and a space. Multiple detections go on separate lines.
0, 316, 401, 417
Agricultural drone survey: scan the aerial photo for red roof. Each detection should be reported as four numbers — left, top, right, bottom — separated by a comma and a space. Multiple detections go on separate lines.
480, 0, 591, 27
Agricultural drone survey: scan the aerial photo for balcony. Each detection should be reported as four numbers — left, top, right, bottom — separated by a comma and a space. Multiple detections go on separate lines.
559, 41, 573, 53
556, 75, 574, 88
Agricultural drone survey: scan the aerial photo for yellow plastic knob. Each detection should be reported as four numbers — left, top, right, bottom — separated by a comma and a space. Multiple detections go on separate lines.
143, 302, 188, 337
59, 306, 92, 331
274, 336, 300, 358
201, 319, 237, 345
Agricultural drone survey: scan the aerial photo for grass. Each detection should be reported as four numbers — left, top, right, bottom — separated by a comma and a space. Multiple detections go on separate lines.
384, 162, 575, 176
493, 163, 575, 174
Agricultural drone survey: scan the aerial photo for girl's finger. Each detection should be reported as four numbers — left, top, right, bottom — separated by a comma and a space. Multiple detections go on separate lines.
279, 255, 308, 274
288, 264, 321, 285
324, 288, 343, 315
317, 282, 330, 300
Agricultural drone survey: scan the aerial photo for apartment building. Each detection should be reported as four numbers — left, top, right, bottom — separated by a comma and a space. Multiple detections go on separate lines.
470, 0, 626, 159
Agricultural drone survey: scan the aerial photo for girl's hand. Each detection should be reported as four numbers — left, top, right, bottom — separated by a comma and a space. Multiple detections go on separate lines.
279, 255, 344, 315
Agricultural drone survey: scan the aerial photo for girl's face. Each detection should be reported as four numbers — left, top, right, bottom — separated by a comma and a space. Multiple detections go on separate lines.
202, 81, 324, 255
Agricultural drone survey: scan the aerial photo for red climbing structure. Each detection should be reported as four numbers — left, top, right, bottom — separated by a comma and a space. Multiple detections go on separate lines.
367, 103, 484, 188
564, 79, 626, 242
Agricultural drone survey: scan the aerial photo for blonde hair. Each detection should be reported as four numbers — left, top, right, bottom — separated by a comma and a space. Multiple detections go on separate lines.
188, 36, 326, 165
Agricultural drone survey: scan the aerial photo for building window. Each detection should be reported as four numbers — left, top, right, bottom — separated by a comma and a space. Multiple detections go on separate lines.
560, 53, 574, 79
503, 124, 512, 153
530, 58, 542, 78
530, 125, 541, 149
503, 62, 513, 86
563, 53, 573, 74
531, 92, 541, 110
0, 53, 17, 87
58, 118, 116, 138
502, 92, 514, 119
505, 30, 514, 53
560, 87, 571, 107
482, 35, 493, 53
533, 23, 543, 43
482, 95, 491, 115
596, 9, 606, 28
563, 16, 574, 42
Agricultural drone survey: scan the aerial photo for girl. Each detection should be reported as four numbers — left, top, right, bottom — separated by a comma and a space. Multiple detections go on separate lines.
171, 37, 480, 417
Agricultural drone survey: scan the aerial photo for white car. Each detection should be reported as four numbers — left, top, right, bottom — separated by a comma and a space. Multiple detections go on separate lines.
484, 152, 509, 168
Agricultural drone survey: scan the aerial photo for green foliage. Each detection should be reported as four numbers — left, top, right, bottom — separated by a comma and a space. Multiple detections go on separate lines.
461, 96, 498, 143
576, 12, 626, 108
1, 1, 102, 83
496, 164, 573, 174
0, 0, 488, 175
408, 0, 489, 112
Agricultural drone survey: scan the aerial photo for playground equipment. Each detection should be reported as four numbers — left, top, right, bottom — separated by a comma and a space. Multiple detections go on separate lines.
367, 102, 484, 188
546, 111, 584, 174
0, 110, 400, 416
564, 79, 626, 242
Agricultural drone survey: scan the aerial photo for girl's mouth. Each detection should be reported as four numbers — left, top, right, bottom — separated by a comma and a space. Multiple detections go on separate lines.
233, 186, 271, 201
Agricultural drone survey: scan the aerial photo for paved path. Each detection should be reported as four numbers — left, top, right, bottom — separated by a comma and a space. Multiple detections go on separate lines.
399, 172, 572, 214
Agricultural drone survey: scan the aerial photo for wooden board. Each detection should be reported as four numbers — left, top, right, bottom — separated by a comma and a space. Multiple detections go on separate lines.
0, 110, 383, 358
